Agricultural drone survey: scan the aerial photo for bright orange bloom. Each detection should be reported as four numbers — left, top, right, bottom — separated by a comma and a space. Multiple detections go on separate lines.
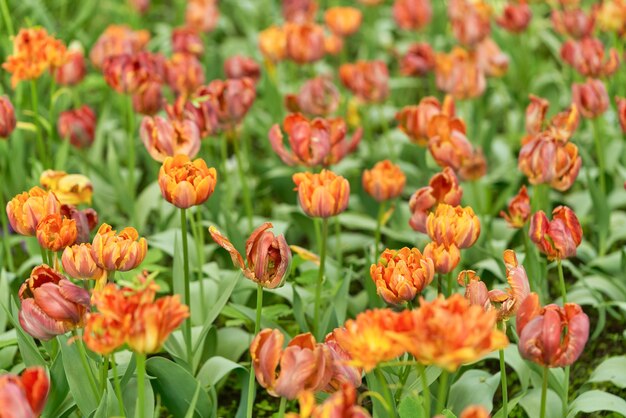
370, 247, 435, 305
224, 55, 261, 83
39, 170, 93, 205
448, 0, 492, 46
561, 38, 619, 78
332, 309, 414, 372
158, 155, 217, 209
457, 405, 491, 418
427, 203, 481, 249
616, 96, 626, 133
18, 265, 90, 341
324, 34, 344, 56
400, 42, 436, 77
426, 115, 474, 172
517, 293, 589, 367
58, 105, 97, 148
322, 334, 363, 391
393, 0, 432, 31
0, 367, 49, 417
423, 241, 461, 274
285, 76, 340, 117
62, 243, 106, 280
285, 23, 326, 64
324, 7, 363, 36
0, 96, 17, 139
551, 8, 595, 39
165, 53, 205, 97
185, 0, 219, 33
572, 78, 609, 119
258, 26, 287, 62
500, 185, 531, 228
55, 47, 86, 86
140, 116, 200, 162
362, 160, 406, 202
283, 0, 318, 23
396, 96, 455, 146
292, 170, 350, 218
435, 47, 486, 100
409, 167, 463, 233
529, 205, 582, 260
596, 0, 626, 33
103, 51, 165, 95
496, 2, 532, 33
250, 329, 334, 399
172, 27, 204, 57
91, 223, 148, 271
339, 61, 389, 103
6, 187, 61, 236
406, 294, 508, 371
36, 214, 78, 252
292, 383, 371, 418
89, 25, 150, 69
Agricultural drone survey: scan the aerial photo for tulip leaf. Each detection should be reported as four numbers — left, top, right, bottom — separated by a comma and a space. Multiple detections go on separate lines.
484, 345, 531, 392
567, 390, 626, 418
58, 336, 98, 416
42, 346, 70, 417
122, 369, 155, 418
197, 355, 247, 388
91, 381, 121, 418
145, 356, 212, 418
588, 356, 626, 388
492, 391, 526, 418
398, 393, 426, 418
519, 387, 562, 418
448, 370, 500, 415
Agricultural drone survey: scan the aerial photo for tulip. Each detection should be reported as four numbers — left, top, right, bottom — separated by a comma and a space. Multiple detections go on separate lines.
529, 206, 582, 260
36, 214, 78, 252
209, 222, 291, 289
185, 0, 219, 33
292, 170, 350, 218
165, 53, 205, 97
39, 170, 93, 205
396, 96, 455, 146
496, 2, 532, 33
177, 92, 218, 137
60, 204, 98, 244
339, 60, 389, 103
427, 203, 480, 249
196, 78, 256, 131
132, 81, 163, 115
6, 187, 61, 236
400, 43, 436, 77
102, 51, 165, 95
250, 329, 334, 399
435, 47, 486, 100
54, 48, 86, 86
324, 7, 363, 36
140, 116, 200, 162
476, 38, 509, 77
572, 78, 609, 119
57, 105, 97, 148
370, 247, 435, 305
500, 185, 531, 228
561, 38, 619, 78
91, 223, 148, 271
89, 25, 150, 69
517, 293, 589, 367
258, 25, 287, 62
458, 148, 488, 181
285, 23, 326, 64
616, 96, 626, 133
0, 95, 17, 139
285, 76, 340, 117
282, 0, 317, 23
0, 367, 49, 418
409, 167, 462, 233
448, 0, 492, 46
322, 334, 363, 391
158, 155, 217, 209
457, 405, 491, 418
18, 265, 90, 340
426, 115, 474, 172
456, 270, 491, 312
393, 0, 432, 31
172, 27, 204, 57
596, 0, 626, 33
551, 8, 595, 39
362, 160, 406, 202
294, 383, 371, 418
324, 34, 344, 56
423, 241, 461, 274
224, 55, 261, 83
62, 243, 106, 280
525, 95, 549, 137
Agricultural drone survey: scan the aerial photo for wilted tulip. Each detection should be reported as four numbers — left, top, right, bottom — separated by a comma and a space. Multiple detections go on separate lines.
197, 78, 256, 131
54, 48, 86, 86
393, 0, 432, 31
616, 96, 626, 133
551, 8, 595, 39
0, 96, 17, 139
103, 51, 165, 95
572, 78, 609, 119
40, 170, 93, 205
62, 243, 105, 280
427, 203, 481, 249
91, 223, 148, 271
476, 38, 509, 77
400, 43, 436, 77
500, 185, 531, 228
283, 0, 317, 23
185, 0, 219, 33
294, 383, 371, 418
58, 105, 97, 148
529, 206, 582, 260
448, 0, 492, 46
36, 214, 77, 252
18, 265, 90, 340
285, 23, 326, 64
89, 25, 150, 69
423, 241, 461, 274
6, 187, 61, 236
396, 96, 454, 146
165, 53, 205, 97
517, 293, 589, 367
426, 114, 474, 172
561, 38, 619, 78
339, 60, 389, 103
293, 170, 350, 218
409, 167, 463, 233
322, 334, 363, 391
370, 247, 435, 305
224, 55, 261, 83
0, 367, 49, 417
209, 222, 291, 289
158, 155, 217, 209
496, 2, 532, 33
324, 7, 363, 36
60, 204, 98, 244
172, 27, 204, 57
285, 76, 340, 116
140, 116, 200, 162
362, 160, 406, 202
435, 48, 486, 100
132, 81, 163, 115
258, 25, 287, 62
250, 329, 334, 399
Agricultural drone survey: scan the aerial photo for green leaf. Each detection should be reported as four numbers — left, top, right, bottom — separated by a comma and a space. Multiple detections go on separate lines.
519, 387, 561, 418
398, 393, 426, 418
122, 368, 155, 418
0, 301, 45, 367
588, 356, 626, 388
92, 382, 121, 418
145, 357, 212, 418
42, 348, 70, 417
58, 336, 98, 416
484, 344, 531, 391
448, 370, 500, 415
492, 391, 526, 418
197, 356, 247, 388
567, 390, 626, 418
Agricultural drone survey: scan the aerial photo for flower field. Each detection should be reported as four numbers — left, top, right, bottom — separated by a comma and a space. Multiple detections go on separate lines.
1, 0, 626, 417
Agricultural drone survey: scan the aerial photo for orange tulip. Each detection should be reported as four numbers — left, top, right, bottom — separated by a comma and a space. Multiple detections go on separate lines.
0, 367, 49, 418
529, 205, 582, 260
283, 0, 318, 23
370, 247, 435, 305
500, 185, 531, 228
91, 223, 148, 271
454, 405, 491, 418
496, 2, 532, 33
103, 51, 165, 95
18, 265, 90, 340
475, 38, 509, 78
285, 76, 340, 117
0, 96, 17, 139
198, 78, 256, 130
409, 167, 463, 233
54, 48, 86, 86
596, 0, 626, 33
393, 0, 432, 31
140, 116, 200, 162
6, 187, 61, 236
158, 155, 217, 209
616, 96, 626, 133
258, 25, 288, 62
165, 53, 205, 97
525, 95, 549, 138
423, 241, 461, 274
89, 25, 150, 69
551, 8, 595, 39
185, 0, 219, 33
324, 34, 344, 56
339, 60, 389, 103
39, 170, 93, 205
36, 214, 78, 252
435, 47, 486, 100
292, 383, 371, 418
250, 329, 334, 399
458, 148, 488, 181
293, 170, 350, 218
58, 105, 97, 148
448, 0, 492, 47
62, 243, 106, 280
426, 115, 473, 172
561, 38, 619, 78
324, 7, 363, 36
60, 204, 98, 244
406, 294, 508, 371
322, 334, 363, 391
285, 23, 326, 64
517, 293, 589, 367
362, 160, 406, 202
400, 42, 436, 77
427, 203, 481, 249
572, 78, 609, 119
132, 81, 163, 115
224, 55, 261, 83
172, 27, 204, 57
396, 95, 455, 146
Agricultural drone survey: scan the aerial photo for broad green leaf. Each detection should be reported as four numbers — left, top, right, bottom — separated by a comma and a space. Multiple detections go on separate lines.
588, 356, 626, 388
398, 393, 426, 418
42, 348, 70, 417
122, 373, 155, 418
92, 382, 121, 418
58, 336, 98, 416
0, 301, 45, 367
448, 370, 500, 415
484, 345, 531, 391
197, 356, 247, 388
519, 387, 561, 418
567, 390, 626, 418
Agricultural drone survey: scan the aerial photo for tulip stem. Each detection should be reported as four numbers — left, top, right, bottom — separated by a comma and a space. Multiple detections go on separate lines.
100, 355, 109, 398
232, 130, 254, 231
40, 245, 49, 266
30, 80, 48, 168
563, 366, 570, 418
0, 188, 14, 272
314, 218, 329, 341
374, 367, 396, 417
0, 0, 14, 37
374, 201, 386, 259
126, 95, 136, 217
446, 272, 453, 297
436, 370, 449, 413
192, 207, 206, 316
591, 118, 607, 256
418, 362, 431, 417
246, 284, 264, 418
277, 397, 287, 418
556, 258, 567, 304
136, 353, 146, 418
73, 330, 100, 402
180, 208, 193, 370
498, 322, 508, 418
540, 366, 548, 418
111, 356, 126, 417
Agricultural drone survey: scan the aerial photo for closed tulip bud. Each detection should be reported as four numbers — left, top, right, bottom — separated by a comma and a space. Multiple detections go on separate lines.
60, 204, 98, 244
324, 7, 363, 36
517, 293, 589, 367
400, 43, 436, 77
426, 114, 474, 172
285, 23, 326, 64
409, 167, 463, 233
496, 2, 532, 33
293, 170, 350, 218
561, 38, 619, 78
40, 170, 93, 205
89, 25, 150, 69
250, 329, 334, 399
476, 38, 509, 78
0, 367, 49, 417
362, 160, 406, 202
18, 265, 90, 340
158, 155, 217, 208
423, 241, 461, 274
500, 185, 530, 228
36, 214, 78, 252
530, 206, 582, 260
616, 96, 626, 133
172, 27, 204, 57
396, 96, 454, 145
427, 203, 480, 249
62, 243, 105, 280
448, 0, 492, 46
283, 0, 317, 23
132, 81, 163, 115
6, 187, 61, 236
393, 0, 433, 31
140, 116, 200, 162
285, 76, 340, 117
258, 26, 287, 62
57, 105, 97, 148
185, 0, 219, 33
0, 95, 17, 139
55, 48, 86, 86
551, 8, 595, 39
339, 60, 389, 103
224, 55, 261, 83
370, 247, 435, 305
435, 47, 486, 100
92, 223, 148, 271
209, 222, 292, 289
572, 78, 609, 119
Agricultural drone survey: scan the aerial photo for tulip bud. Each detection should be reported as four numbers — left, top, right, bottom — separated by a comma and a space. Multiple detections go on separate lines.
0, 367, 49, 417
529, 206, 582, 260
198, 78, 256, 131
400, 43, 436, 77
616, 96, 626, 133
500, 186, 530, 228
140, 116, 200, 162
561, 38, 619, 78
476, 38, 509, 78
103, 51, 165, 95
0, 95, 17, 139
58, 105, 97, 148
6, 187, 61, 236
427, 203, 480, 249
91, 223, 148, 271
258, 26, 287, 62
362, 160, 406, 202
324, 34, 344, 56
36, 214, 78, 252
166, 53, 205, 97
158, 155, 217, 209
324, 7, 363, 36
448, 0, 492, 46
283, 0, 317, 23
393, 0, 433, 31
435, 47, 486, 100
572, 78, 609, 119
286, 76, 340, 117
62, 243, 106, 280
172, 27, 204, 57
89, 25, 150, 69
423, 241, 461, 274
55, 49, 86, 86
396, 96, 454, 146
496, 2, 532, 33
224, 55, 261, 83
426, 114, 474, 172
292, 170, 350, 218
339, 60, 389, 103
551, 8, 595, 39
409, 167, 462, 233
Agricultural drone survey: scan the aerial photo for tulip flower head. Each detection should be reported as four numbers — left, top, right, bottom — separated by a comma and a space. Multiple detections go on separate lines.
258, 25, 288, 63
409, 167, 463, 233
427, 203, 481, 249
400, 43, 436, 77
616, 96, 626, 133
62, 243, 106, 280
140, 116, 201, 162
423, 241, 461, 274
55, 47, 86, 86
40, 170, 93, 205
224, 55, 261, 82
339, 61, 390, 103
322, 333, 363, 391
283, 0, 317, 23
293, 170, 350, 218
185, 0, 219, 33
91, 223, 148, 271
529, 206, 582, 260
6, 187, 61, 236
103, 51, 165, 95
285, 23, 326, 64
90, 25, 150, 69
36, 213, 78, 252
496, 2, 532, 33
0, 95, 17, 139
158, 155, 217, 209
500, 185, 531, 228
285, 76, 340, 117
426, 114, 475, 173
290, 383, 371, 418
196, 78, 257, 131
132, 81, 163, 115
0, 367, 49, 417
561, 38, 619, 78
165, 53, 205, 97
551, 8, 595, 39
396, 96, 455, 146
362, 160, 406, 202
448, 0, 492, 46
572, 78, 609, 119
57, 105, 97, 148
435, 47, 486, 100
60, 204, 98, 244
393, 0, 433, 31
324, 7, 363, 36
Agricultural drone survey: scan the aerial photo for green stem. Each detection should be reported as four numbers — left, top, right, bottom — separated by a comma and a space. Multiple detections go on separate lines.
192, 207, 206, 316
0, 0, 14, 36
126, 96, 136, 222
30, 80, 47, 167
246, 285, 264, 418
374, 201, 386, 258
446, 272, 453, 297
135, 353, 146, 418
591, 118, 606, 196
180, 208, 193, 369
540, 366, 548, 418
532, 183, 549, 214
436, 370, 449, 413
418, 363, 431, 417
563, 366, 570, 418
374, 367, 396, 417
437, 273, 443, 296
277, 396, 287, 418
73, 330, 100, 401
521, 225, 537, 293
40, 245, 49, 266
556, 258, 567, 304
334, 217, 343, 271
498, 323, 508, 418
232, 131, 253, 231
100, 355, 110, 398
111, 356, 126, 417
314, 218, 329, 340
